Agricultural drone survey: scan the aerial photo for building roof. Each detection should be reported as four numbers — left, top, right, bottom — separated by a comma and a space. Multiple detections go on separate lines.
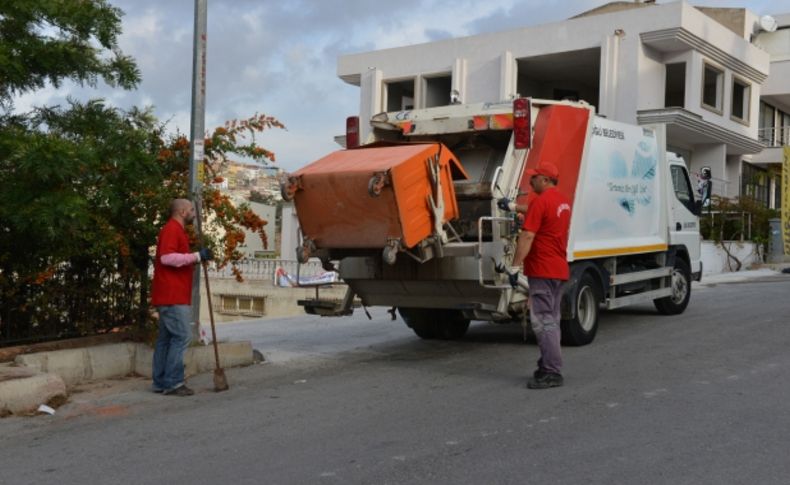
571, 1, 656, 20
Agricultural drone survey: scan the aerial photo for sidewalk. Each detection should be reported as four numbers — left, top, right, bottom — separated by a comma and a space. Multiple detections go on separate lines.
696, 267, 789, 287
0, 341, 255, 416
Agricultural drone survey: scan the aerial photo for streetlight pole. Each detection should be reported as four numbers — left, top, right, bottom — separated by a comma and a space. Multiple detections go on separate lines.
189, 0, 207, 337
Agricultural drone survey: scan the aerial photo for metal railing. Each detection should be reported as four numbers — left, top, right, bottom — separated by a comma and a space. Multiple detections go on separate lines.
701, 210, 753, 242
207, 258, 325, 281
758, 126, 790, 147
0, 264, 148, 347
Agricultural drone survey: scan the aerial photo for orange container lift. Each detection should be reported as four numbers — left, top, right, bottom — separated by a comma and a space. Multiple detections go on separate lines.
282, 143, 469, 267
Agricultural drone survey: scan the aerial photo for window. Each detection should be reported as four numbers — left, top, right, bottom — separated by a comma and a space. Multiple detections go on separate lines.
219, 294, 266, 316
424, 74, 452, 108
730, 77, 750, 123
759, 102, 776, 145
782, 111, 790, 146
670, 165, 696, 213
385, 79, 415, 112
664, 63, 686, 108
701, 63, 723, 113
741, 162, 769, 208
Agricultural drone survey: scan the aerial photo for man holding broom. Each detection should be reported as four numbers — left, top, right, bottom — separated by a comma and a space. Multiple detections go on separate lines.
151, 198, 213, 396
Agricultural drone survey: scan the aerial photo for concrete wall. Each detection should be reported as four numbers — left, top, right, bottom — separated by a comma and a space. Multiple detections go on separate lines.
755, 28, 790, 64
280, 205, 299, 261
198, 277, 348, 323
238, 201, 277, 257
762, 59, 790, 97
701, 240, 762, 275
725, 154, 743, 198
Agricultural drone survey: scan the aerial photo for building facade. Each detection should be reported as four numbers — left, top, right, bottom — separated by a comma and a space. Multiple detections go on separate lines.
337, 0, 782, 204
753, 13, 790, 210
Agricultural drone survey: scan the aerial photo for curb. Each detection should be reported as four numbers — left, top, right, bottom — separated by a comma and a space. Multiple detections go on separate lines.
0, 365, 67, 415
3, 341, 253, 415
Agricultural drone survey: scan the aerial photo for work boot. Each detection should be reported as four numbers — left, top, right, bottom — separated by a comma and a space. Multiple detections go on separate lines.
163, 385, 195, 396
527, 372, 563, 389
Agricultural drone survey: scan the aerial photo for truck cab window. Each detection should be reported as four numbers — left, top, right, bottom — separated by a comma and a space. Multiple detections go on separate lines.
670, 165, 695, 212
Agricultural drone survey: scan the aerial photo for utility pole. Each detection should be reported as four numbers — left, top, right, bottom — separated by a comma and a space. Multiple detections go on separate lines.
189, 0, 207, 337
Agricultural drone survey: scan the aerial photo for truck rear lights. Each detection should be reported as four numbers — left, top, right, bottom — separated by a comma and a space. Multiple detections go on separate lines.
346, 116, 360, 148
513, 98, 531, 149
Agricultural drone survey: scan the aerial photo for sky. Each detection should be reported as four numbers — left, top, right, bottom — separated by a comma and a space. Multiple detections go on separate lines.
14, 0, 790, 172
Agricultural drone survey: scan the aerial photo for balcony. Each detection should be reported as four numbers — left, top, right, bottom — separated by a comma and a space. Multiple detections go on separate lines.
751, 126, 787, 166
758, 126, 790, 148
637, 107, 764, 155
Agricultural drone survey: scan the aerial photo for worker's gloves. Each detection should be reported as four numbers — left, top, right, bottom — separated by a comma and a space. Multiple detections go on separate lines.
497, 197, 516, 212
495, 262, 522, 288
198, 247, 214, 262
506, 267, 521, 288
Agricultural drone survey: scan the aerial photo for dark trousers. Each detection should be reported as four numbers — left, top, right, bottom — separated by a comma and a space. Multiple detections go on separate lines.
528, 277, 564, 374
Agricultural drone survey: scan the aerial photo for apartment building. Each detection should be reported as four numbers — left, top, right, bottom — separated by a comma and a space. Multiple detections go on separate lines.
337, 0, 779, 204
753, 13, 790, 210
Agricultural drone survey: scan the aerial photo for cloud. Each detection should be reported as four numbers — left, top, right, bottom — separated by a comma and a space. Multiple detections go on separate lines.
11, 0, 784, 172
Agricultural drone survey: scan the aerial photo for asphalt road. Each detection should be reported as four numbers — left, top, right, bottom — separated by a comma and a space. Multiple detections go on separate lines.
2, 275, 790, 485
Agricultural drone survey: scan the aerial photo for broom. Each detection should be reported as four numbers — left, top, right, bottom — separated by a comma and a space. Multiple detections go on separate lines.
202, 259, 229, 392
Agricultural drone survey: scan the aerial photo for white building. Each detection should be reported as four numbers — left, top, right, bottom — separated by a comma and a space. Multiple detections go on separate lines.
337, 0, 782, 203
753, 13, 790, 210
238, 200, 277, 258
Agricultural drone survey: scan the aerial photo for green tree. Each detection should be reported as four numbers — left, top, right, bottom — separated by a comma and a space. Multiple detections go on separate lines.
0, 0, 139, 104
0, 101, 167, 339
0, 1, 283, 344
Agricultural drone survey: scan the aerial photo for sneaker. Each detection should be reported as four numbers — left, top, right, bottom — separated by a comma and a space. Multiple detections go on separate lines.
527, 372, 563, 389
151, 387, 164, 394
163, 385, 195, 396
533, 368, 548, 379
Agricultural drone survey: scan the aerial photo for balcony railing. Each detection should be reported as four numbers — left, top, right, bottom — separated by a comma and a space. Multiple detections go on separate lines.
758, 126, 790, 147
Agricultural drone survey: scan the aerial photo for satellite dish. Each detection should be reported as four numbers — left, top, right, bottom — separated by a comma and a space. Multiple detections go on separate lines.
760, 15, 778, 33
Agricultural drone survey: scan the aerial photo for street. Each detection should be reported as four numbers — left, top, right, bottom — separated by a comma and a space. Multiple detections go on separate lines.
2, 274, 790, 485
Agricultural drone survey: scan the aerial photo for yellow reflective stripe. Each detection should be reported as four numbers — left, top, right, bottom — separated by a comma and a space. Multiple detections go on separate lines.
573, 244, 668, 259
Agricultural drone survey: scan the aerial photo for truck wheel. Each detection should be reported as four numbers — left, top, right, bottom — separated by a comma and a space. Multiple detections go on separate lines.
398, 308, 470, 340
435, 310, 470, 340
654, 258, 691, 315
561, 272, 600, 346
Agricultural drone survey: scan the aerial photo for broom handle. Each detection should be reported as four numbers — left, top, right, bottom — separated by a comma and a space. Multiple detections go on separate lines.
202, 261, 221, 369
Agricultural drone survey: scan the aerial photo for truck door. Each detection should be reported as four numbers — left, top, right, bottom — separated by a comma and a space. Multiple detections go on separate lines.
668, 163, 702, 268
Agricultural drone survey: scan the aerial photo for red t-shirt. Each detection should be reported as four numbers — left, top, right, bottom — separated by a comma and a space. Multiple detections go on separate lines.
151, 219, 194, 306
521, 186, 571, 280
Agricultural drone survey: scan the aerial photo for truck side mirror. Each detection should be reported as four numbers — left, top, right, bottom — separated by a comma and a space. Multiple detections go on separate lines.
693, 200, 703, 216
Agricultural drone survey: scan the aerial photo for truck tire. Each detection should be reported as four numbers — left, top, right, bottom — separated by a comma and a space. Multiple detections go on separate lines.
654, 258, 691, 315
560, 272, 600, 346
398, 308, 470, 340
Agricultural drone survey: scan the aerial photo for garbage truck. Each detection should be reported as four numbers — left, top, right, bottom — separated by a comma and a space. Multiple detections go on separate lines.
280, 98, 702, 345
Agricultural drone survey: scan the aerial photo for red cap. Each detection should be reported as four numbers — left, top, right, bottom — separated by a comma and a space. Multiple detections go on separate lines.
525, 161, 560, 179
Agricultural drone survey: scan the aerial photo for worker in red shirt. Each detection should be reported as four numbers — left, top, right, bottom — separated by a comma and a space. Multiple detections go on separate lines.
510, 162, 571, 389
151, 198, 213, 396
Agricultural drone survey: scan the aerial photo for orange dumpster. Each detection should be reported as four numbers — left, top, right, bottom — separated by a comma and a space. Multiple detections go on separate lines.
291, 143, 468, 250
